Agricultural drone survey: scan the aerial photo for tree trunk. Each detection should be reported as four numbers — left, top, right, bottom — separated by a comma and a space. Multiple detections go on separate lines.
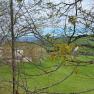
10, 0, 16, 94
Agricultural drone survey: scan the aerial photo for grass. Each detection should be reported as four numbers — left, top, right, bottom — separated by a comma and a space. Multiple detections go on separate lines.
76, 55, 94, 62
0, 55, 94, 94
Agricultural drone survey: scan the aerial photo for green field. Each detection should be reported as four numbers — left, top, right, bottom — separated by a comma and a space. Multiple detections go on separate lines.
0, 36, 94, 94
0, 55, 94, 94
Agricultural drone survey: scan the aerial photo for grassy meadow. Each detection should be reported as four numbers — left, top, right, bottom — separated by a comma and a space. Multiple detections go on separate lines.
0, 55, 94, 94
0, 37, 94, 94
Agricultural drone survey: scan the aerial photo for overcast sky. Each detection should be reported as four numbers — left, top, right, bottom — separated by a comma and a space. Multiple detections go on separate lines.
25, 0, 94, 10
23, 0, 94, 35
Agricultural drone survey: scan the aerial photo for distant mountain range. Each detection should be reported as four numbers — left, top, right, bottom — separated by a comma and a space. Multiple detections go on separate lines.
16, 36, 38, 42
16, 35, 61, 42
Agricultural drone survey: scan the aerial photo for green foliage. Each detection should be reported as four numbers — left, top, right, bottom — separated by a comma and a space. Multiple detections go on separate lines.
49, 43, 74, 62
68, 16, 77, 25
44, 33, 55, 42
0, 5, 3, 16
0, 12, 2, 16
47, 2, 54, 8
54, 43, 74, 57
16, 0, 23, 3
85, 21, 91, 28
45, 33, 51, 39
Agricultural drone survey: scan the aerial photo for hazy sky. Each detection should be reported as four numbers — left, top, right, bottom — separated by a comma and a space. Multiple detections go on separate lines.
25, 0, 94, 10
24, 0, 94, 35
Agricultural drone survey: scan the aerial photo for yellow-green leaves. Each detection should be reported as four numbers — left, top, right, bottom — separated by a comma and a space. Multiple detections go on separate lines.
54, 43, 73, 55
85, 21, 91, 28
45, 33, 54, 42
68, 16, 77, 25
0, 11, 2, 16
47, 2, 54, 8
0, 6, 3, 16
16, 0, 23, 3
48, 43, 75, 63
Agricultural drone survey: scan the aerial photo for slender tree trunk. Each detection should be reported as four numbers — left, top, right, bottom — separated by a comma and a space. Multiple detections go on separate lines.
68, 0, 78, 45
10, 0, 16, 94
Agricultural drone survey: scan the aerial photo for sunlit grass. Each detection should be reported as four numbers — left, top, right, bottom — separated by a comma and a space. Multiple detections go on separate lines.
0, 55, 94, 94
